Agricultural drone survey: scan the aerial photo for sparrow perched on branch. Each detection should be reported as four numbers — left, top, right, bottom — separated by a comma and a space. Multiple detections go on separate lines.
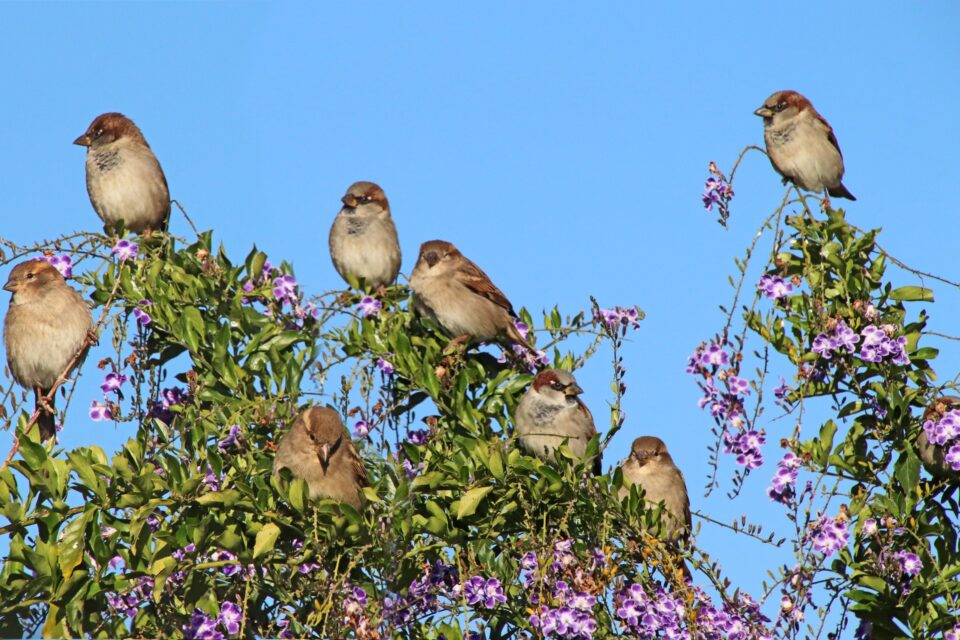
74, 112, 171, 233
515, 369, 601, 474
3, 260, 94, 441
273, 407, 368, 509
754, 90, 856, 201
329, 181, 401, 290
618, 436, 690, 540
409, 240, 532, 350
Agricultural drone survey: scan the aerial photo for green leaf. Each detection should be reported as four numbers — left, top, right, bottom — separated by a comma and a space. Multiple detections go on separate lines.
253, 523, 281, 559
456, 486, 493, 519
58, 511, 91, 580
889, 286, 934, 302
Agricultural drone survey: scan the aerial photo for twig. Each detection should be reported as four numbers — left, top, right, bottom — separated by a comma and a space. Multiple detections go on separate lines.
172, 200, 200, 237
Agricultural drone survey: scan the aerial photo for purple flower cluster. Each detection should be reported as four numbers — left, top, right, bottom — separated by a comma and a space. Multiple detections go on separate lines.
376, 354, 394, 376
89, 400, 113, 422
111, 239, 139, 261
521, 542, 600, 639
100, 371, 128, 395
757, 274, 793, 300
614, 583, 684, 636
353, 420, 371, 438
703, 162, 734, 223
40, 254, 73, 278
106, 574, 154, 619
133, 299, 153, 326
922, 407, 960, 471
203, 465, 221, 491
498, 319, 550, 372
460, 576, 506, 609
811, 321, 908, 365
147, 386, 189, 424
90, 370, 130, 423
723, 429, 765, 469
893, 550, 922, 577
217, 424, 243, 452
357, 296, 383, 318
767, 452, 801, 504
530, 580, 598, 639
242, 259, 319, 325
808, 515, 850, 557
595, 306, 642, 332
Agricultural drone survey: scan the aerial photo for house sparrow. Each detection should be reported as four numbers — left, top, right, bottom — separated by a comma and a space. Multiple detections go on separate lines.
515, 369, 601, 475
3, 260, 94, 441
273, 407, 368, 509
329, 181, 401, 289
409, 240, 532, 350
754, 90, 856, 201
917, 396, 960, 479
618, 436, 690, 540
74, 112, 171, 233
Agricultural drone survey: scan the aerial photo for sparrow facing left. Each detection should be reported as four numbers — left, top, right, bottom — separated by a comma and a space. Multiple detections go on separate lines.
515, 369, 601, 475
618, 436, 691, 540
74, 112, 171, 233
409, 240, 532, 350
754, 90, 856, 201
3, 260, 94, 441
273, 407, 368, 509
329, 181, 402, 289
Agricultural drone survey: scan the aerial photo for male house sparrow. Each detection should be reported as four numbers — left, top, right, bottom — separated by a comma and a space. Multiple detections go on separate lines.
273, 407, 368, 509
409, 240, 532, 350
754, 90, 856, 201
3, 260, 94, 441
329, 181, 401, 289
515, 369, 601, 475
74, 112, 171, 233
618, 436, 690, 540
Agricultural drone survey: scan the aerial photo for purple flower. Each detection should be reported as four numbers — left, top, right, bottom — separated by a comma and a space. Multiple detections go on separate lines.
946, 444, 960, 471
272, 275, 298, 306
461, 576, 506, 609
702, 168, 734, 215
894, 550, 922, 577
353, 421, 371, 438
758, 274, 793, 300
210, 549, 240, 577
147, 385, 188, 423
133, 299, 153, 326
343, 584, 368, 616
723, 430, 765, 469
407, 429, 429, 445
146, 513, 161, 532
108, 555, 124, 571
727, 375, 750, 396
100, 371, 128, 394
89, 400, 113, 422
402, 458, 424, 479
183, 609, 224, 640
376, 354, 395, 376
357, 296, 382, 318
111, 239, 139, 261
699, 343, 729, 367
809, 515, 849, 557
861, 518, 878, 536
217, 602, 242, 636
41, 254, 73, 279
203, 465, 221, 491
217, 425, 243, 452
173, 544, 197, 561
595, 306, 642, 331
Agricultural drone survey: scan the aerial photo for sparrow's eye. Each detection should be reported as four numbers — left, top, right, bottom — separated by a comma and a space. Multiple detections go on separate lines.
95, 128, 104, 137
358, 195, 372, 204
551, 381, 566, 391
774, 102, 786, 112
25, 273, 35, 280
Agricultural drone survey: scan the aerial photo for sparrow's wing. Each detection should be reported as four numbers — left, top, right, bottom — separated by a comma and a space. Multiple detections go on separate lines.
811, 108, 844, 158
575, 399, 603, 476
347, 443, 369, 487
457, 258, 516, 316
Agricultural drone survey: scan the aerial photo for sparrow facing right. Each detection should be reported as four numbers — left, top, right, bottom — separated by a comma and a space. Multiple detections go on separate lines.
754, 90, 856, 201
618, 436, 691, 540
3, 260, 94, 441
515, 369, 601, 475
329, 181, 402, 289
273, 407, 368, 509
409, 240, 532, 350
74, 112, 171, 233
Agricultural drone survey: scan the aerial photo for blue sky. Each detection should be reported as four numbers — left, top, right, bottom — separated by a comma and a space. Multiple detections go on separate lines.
1, 1, 959, 617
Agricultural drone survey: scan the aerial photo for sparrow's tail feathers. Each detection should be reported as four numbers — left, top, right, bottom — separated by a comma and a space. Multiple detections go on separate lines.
35, 390, 57, 441
828, 182, 856, 201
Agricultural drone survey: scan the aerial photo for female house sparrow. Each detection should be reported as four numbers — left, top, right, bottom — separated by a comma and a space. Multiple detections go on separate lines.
618, 436, 690, 540
409, 240, 532, 350
3, 260, 94, 441
515, 369, 601, 475
74, 112, 171, 233
329, 181, 401, 289
273, 407, 368, 509
754, 90, 856, 201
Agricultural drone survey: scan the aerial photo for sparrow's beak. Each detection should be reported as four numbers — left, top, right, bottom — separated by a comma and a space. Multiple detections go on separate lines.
73, 133, 92, 147
564, 384, 584, 397
341, 194, 358, 208
423, 251, 439, 267
753, 106, 773, 118
317, 442, 332, 468
2, 280, 16, 293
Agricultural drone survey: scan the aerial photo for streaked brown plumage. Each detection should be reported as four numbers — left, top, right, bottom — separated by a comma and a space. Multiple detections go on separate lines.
618, 436, 690, 540
74, 112, 171, 233
409, 240, 532, 350
3, 260, 94, 440
329, 181, 401, 289
515, 369, 601, 475
273, 407, 368, 509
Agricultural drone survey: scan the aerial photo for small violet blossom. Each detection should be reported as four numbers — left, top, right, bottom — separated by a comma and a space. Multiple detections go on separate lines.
357, 296, 382, 318
41, 254, 73, 279
758, 274, 793, 300
111, 239, 139, 261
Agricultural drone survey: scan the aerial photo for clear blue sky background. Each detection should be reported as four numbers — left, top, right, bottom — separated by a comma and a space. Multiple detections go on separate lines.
2, 1, 959, 622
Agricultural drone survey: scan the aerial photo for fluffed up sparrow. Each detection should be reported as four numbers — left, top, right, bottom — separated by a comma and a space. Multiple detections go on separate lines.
755, 90, 855, 201
273, 406, 368, 509
515, 369, 601, 474
618, 436, 691, 540
329, 181, 401, 290
74, 112, 171, 233
3, 260, 94, 441
409, 240, 533, 351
